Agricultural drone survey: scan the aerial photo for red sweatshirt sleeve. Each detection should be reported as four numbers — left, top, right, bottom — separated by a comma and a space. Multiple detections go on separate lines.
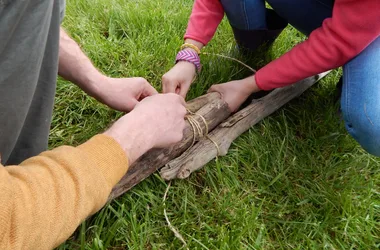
255, 0, 380, 90
184, 0, 225, 45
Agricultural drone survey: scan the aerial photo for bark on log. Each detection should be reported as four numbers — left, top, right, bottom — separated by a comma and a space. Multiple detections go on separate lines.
160, 72, 329, 180
186, 92, 221, 113
109, 93, 231, 200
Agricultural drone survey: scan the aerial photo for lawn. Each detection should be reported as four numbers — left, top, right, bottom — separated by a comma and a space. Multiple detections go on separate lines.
54, 0, 380, 249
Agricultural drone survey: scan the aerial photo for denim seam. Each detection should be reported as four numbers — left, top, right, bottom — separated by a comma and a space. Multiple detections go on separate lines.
241, 0, 249, 30
315, 0, 334, 9
343, 65, 353, 132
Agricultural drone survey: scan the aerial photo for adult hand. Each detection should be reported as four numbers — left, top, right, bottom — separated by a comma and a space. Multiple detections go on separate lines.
162, 61, 196, 98
208, 75, 259, 112
95, 76, 158, 112
59, 28, 158, 112
104, 93, 187, 163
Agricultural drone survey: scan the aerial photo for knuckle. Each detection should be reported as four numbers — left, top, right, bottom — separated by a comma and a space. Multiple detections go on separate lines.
175, 94, 184, 101
162, 74, 171, 82
174, 133, 183, 143
178, 130, 185, 139
136, 77, 147, 84
179, 120, 186, 130
181, 107, 187, 116
167, 93, 177, 99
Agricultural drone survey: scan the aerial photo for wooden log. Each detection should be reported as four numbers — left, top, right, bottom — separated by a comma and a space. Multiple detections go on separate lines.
160, 72, 329, 180
109, 92, 231, 200
186, 92, 221, 113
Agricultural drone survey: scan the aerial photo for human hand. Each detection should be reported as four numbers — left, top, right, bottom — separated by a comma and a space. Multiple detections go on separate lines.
162, 61, 196, 98
208, 75, 259, 112
104, 93, 187, 163
94, 76, 158, 112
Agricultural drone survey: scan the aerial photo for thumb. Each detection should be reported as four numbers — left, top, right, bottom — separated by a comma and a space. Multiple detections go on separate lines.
178, 82, 191, 98
208, 84, 222, 94
141, 82, 158, 98
126, 98, 139, 111
207, 84, 226, 100
162, 77, 178, 94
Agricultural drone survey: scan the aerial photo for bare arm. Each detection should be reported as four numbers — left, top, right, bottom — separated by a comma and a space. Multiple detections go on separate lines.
58, 27, 103, 96
58, 27, 157, 112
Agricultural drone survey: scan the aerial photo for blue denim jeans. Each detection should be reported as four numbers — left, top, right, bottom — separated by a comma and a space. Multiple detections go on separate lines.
220, 0, 380, 156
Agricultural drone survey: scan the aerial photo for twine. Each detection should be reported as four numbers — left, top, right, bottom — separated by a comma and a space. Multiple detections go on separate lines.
201, 52, 257, 73
163, 181, 189, 250
186, 109, 221, 156
162, 111, 219, 249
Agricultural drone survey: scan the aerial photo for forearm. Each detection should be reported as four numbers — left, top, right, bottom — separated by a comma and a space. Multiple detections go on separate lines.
58, 27, 104, 97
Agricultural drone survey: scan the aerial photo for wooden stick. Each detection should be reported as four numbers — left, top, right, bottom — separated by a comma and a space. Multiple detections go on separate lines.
160, 73, 329, 180
186, 92, 221, 113
109, 93, 231, 200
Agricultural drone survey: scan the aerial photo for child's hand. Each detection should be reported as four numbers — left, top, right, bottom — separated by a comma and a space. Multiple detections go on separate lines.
208, 75, 259, 112
162, 61, 196, 98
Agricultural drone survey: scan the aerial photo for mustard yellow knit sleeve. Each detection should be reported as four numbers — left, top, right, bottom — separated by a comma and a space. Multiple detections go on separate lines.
0, 135, 129, 250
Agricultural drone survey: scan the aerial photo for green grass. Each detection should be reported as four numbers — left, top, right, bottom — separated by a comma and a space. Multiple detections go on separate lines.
55, 0, 380, 249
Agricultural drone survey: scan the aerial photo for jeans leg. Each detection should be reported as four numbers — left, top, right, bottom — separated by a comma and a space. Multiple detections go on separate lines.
220, 0, 267, 30
266, 0, 333, 35
341, 36, 380, 156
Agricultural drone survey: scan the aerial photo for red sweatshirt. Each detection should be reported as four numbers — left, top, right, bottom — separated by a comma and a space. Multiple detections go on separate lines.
184, 0, 380, 90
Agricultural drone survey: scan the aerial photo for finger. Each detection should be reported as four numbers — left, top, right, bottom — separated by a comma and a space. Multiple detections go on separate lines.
177, 120, 186, 140
165, 92, 187, 107
142, 82, 158, 97
180, 106, 188, 117
207, 84, 221, 93
207, 85, 225, 101
161, 77, 167, 93
126, 98, 139, 111
165, 82, 177, 94
162, 82, 175, 93
178, 82, 191, 99
175, 87, 180, 95
176, 95, 187, 107
162, 76, 177, 94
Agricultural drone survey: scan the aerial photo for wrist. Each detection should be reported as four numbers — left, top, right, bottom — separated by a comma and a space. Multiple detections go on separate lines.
176, 60, 197, 74
183, 39, 204, 51
182, 47, 198, 54
86, 73, 110, 100
180, 43, 201, 54
243, 75, 260, 94
176, 49, 202, 73
104, 112, 154, 164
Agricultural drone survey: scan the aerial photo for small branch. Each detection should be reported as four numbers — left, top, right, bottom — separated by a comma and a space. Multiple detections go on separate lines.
186, 92, 221, 113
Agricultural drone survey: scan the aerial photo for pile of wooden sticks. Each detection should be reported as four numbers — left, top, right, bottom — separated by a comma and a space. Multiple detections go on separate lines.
109, 73, 328, 201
